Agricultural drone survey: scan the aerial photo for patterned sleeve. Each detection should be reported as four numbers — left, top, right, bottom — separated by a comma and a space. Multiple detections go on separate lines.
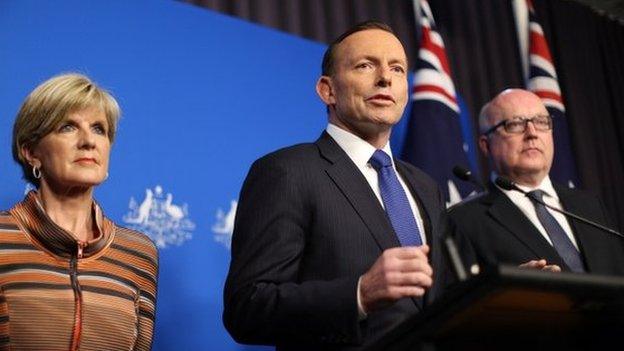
136, 236, 158, 351
115, 227, 159, 351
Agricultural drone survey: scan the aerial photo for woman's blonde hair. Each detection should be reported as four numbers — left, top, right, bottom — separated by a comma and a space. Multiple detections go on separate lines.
12, 73, 120, 185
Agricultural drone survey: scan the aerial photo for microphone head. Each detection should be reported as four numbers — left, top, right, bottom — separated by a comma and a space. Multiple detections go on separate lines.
452, 165, 472, 181
494, 176, 516, 191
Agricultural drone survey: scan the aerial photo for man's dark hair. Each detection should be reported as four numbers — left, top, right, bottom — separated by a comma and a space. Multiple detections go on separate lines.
321, 21, 397, 76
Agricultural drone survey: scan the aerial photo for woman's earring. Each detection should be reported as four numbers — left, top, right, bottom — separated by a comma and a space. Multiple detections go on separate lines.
32, 165, 41, 179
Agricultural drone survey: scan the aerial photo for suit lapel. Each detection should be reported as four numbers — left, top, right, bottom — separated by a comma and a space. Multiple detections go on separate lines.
555, 185, 598, 271
486, 186, 568, 268
315, 132, 401, 251
316, 133, 425, 310
395, 161, 434, 244
395, 162, 444, 306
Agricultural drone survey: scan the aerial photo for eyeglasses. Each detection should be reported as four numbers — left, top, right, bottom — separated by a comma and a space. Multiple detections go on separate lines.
483, 115, 553, 136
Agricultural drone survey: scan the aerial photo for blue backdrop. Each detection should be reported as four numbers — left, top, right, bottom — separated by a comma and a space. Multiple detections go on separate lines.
0, 1, 412, 349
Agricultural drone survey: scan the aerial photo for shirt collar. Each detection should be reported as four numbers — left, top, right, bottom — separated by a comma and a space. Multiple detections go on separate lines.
492, 173, 558, 200
326, 123, 394, 168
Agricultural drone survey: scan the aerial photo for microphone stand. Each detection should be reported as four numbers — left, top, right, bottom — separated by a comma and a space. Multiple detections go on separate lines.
494, 177, 624, 240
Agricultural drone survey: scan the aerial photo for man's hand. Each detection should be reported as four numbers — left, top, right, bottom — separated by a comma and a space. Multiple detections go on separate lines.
359, 246, 432, 314
519, 259, 561, 272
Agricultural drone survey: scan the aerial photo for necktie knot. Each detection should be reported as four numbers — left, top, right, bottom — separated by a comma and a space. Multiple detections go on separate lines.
369, 150, 392, 171
527, 189, 546, 203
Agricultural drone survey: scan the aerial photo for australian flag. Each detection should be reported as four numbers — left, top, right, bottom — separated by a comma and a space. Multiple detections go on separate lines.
402, 0, 477, 207
525, 0, 579, 186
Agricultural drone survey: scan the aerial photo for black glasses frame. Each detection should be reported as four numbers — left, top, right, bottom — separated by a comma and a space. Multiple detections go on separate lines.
483, 115, 554, 136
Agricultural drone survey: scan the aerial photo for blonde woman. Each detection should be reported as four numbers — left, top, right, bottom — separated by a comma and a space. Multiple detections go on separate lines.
1, 73, 158, 350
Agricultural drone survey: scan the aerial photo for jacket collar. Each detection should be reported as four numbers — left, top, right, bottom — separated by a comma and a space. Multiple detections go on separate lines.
484, 183, 570, 269
9, 191, 115, 259
316, 132, 401, 250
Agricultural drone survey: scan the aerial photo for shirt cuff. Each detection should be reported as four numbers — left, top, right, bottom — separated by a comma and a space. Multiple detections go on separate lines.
356, 276, 368, 320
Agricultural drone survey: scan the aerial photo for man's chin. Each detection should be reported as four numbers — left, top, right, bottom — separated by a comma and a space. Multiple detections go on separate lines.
368, 114, 402, 127
513, 163, 549, 177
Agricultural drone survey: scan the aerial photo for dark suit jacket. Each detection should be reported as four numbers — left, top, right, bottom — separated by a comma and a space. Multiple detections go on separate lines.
448, 182, 624, 275
223, 132, 453, 350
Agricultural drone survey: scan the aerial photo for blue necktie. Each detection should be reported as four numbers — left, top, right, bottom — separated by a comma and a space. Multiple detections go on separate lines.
528, 190, 585, 272
369, 150, 423, 246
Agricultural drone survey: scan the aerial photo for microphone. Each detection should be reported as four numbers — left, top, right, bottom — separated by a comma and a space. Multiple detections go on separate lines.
452, 165, 485, 191
494, 176, 624, 240
443, 235, 468, 281
444, 166, 485, 281
494, 176, 520, 192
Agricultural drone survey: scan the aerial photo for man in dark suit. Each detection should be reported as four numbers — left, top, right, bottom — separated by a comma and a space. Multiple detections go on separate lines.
223, 21, 454, 350
449, 89, 624, 275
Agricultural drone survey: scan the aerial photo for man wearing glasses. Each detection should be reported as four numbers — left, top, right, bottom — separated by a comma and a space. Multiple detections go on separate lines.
448, 89, 624, 274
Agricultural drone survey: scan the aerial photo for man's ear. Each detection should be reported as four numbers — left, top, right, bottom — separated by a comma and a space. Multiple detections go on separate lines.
316, 76, 336, 106
478, 135, 490, 157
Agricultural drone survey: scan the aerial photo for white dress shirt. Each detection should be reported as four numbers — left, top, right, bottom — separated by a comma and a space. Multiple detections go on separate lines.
495, 174, 579, 250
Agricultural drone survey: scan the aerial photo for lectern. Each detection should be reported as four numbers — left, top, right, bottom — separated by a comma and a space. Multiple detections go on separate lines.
368, 265, 624, 350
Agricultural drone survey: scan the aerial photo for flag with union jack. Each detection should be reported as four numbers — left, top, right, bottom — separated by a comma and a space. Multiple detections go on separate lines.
401, 0, 477, 206
525, 0, 579, 186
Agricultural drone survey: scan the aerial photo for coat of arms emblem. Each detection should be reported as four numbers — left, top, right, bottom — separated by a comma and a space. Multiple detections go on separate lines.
123, 185, 195, 248
212, 200, 237, 250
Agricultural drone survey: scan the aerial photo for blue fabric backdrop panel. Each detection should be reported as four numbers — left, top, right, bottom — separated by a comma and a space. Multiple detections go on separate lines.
0, 1, 329, 350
